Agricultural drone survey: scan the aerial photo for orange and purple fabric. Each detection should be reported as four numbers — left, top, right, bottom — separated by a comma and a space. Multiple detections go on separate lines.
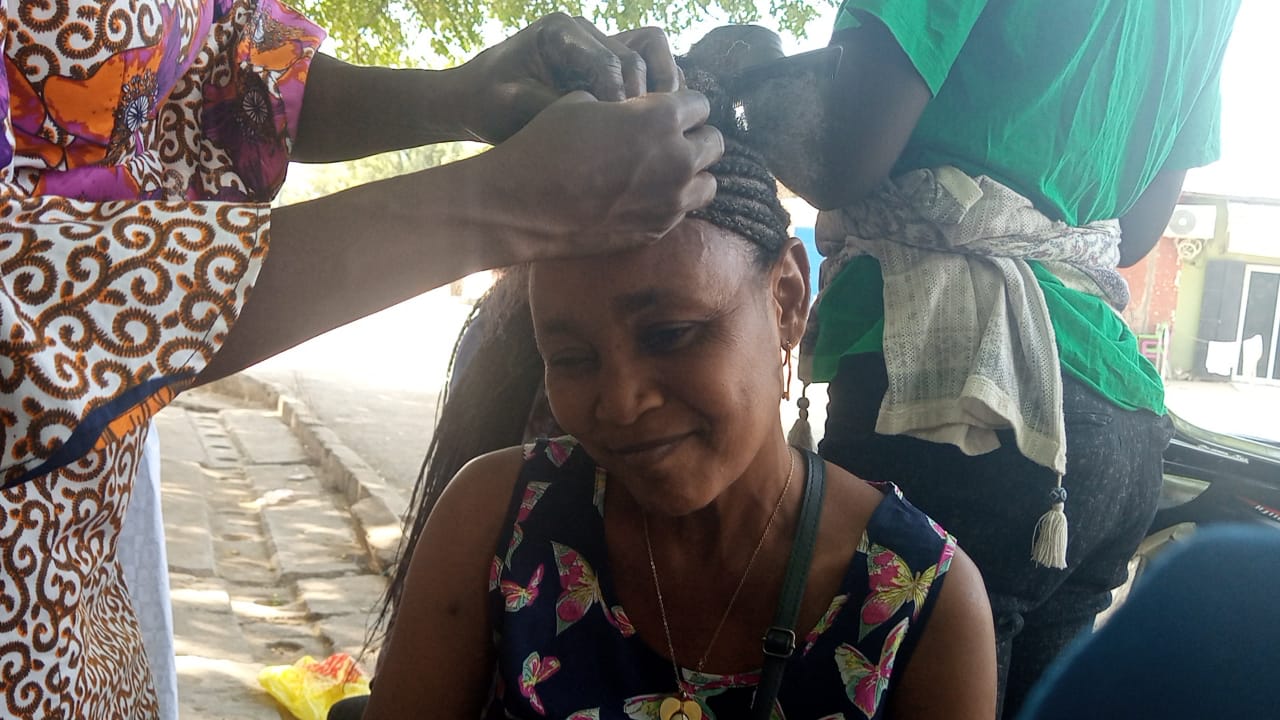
0, 1, 322, 716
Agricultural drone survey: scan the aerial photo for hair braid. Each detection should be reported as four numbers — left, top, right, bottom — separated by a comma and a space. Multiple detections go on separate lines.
681, 66, 791, 265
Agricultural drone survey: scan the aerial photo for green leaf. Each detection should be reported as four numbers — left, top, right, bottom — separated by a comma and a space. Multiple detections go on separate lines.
289, 0, 836, 65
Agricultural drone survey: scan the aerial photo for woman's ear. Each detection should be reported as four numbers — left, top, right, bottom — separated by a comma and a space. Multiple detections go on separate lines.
771, 236, 810, 344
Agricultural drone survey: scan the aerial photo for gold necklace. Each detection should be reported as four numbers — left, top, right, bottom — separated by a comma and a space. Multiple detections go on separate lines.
643, 448, 796, 720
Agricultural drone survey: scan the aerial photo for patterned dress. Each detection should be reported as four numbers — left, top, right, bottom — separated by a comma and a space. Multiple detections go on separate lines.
0, 1, 323, 717
487, 438, 959, 720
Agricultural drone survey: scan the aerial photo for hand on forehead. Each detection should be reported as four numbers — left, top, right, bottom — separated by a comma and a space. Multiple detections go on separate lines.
526, 221, 768, 338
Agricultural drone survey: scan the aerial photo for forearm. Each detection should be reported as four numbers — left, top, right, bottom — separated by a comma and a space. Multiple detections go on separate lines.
201, 79, 721, 382
1118, 169, 1187, 267
292, 54, 473, 162
798, 23, 930, 210
198, 153, 527, 383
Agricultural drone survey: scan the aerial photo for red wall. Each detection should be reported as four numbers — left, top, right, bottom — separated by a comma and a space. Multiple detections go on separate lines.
1119, 236, 1182, 334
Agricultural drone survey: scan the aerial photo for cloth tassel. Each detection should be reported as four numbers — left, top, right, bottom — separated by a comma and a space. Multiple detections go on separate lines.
1032, 476, 1069, 569
787, 384, 816, 452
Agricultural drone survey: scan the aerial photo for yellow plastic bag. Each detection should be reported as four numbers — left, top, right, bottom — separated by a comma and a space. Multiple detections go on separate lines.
258, 653, 371, 720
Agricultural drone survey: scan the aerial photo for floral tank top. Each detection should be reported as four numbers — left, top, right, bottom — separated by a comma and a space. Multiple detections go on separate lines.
486, 437, 959, 720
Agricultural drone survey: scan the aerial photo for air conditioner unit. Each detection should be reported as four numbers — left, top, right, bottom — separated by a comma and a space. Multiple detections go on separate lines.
1165, 204, 1218, 240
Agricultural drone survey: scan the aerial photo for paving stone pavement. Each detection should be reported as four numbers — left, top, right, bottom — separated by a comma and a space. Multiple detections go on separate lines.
159, 387, 389, 719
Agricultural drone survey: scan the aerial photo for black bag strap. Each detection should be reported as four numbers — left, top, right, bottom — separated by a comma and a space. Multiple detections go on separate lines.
749, 447, 826, 720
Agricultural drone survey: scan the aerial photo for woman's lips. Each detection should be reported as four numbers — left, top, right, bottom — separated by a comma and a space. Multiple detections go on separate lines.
607, 432, 693, 465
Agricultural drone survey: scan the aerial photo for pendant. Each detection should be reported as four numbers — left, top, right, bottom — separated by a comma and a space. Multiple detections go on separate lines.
659, 696, 702, 720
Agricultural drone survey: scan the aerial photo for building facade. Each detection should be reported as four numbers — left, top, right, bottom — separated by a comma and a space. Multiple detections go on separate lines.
1121, 193, 1280, 384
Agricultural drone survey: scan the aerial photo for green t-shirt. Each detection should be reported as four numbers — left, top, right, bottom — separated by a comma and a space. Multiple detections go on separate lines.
812, 0, 1239, 415
833, 0, 1239, 224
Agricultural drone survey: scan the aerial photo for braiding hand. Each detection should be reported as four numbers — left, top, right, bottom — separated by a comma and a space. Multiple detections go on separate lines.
453, 14, 684, 144
478, 88, 723, 260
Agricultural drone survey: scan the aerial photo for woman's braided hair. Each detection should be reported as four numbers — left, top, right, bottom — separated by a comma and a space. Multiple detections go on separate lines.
372, 48, 794, 646
683, 63, 791, 265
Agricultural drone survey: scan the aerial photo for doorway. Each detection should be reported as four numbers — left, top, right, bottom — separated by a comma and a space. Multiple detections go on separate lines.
1235, 266, 1280, 382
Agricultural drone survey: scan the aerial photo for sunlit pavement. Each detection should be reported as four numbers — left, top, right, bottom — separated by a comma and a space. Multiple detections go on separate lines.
246, 284, 480, 500
159, 388, 387, 719
158, 285, 482, 717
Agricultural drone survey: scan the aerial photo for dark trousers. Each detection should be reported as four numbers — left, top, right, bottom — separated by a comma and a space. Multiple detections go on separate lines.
820, 354, 1171, 719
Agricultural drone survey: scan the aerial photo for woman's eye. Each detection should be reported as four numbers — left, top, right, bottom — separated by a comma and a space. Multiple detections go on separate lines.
641, 324, 697, 353
545, 351, 594, 371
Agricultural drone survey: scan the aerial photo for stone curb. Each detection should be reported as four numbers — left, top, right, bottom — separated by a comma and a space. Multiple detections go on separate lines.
206, 373, 407, 573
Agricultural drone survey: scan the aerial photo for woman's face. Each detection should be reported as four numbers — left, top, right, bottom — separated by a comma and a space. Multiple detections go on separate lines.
528, 220, 808, 515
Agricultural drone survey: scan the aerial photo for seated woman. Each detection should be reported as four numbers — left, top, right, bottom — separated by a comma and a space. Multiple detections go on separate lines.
362, 56, 996, 720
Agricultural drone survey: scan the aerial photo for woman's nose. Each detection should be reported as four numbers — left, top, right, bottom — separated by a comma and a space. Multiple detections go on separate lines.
593, 357, 662, 426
